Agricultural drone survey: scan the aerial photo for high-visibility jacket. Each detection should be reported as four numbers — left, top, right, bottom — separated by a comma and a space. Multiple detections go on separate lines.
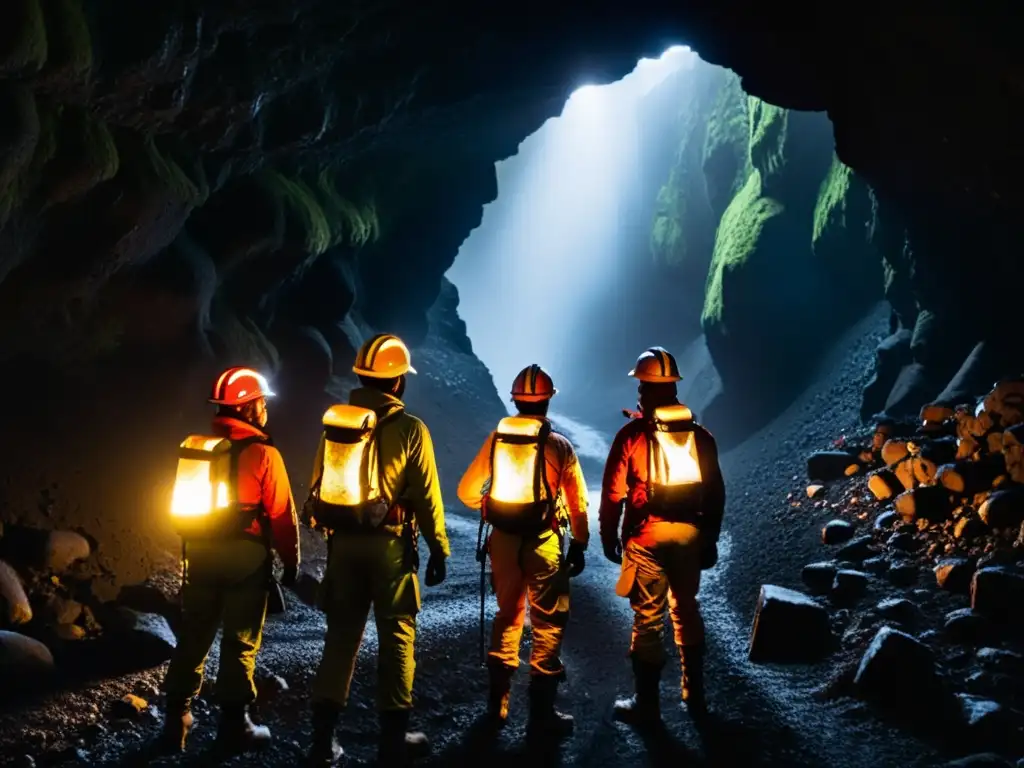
458, 419, 590, 546
211, 416, 300, 570
310, 387, 450, 557
598, 405, 724, 548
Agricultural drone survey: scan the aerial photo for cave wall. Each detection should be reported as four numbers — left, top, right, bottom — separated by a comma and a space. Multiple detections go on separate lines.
1, 0, 1023, 582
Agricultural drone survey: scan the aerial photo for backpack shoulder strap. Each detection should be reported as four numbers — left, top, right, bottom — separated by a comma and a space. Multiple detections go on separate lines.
536, 420, 553, 503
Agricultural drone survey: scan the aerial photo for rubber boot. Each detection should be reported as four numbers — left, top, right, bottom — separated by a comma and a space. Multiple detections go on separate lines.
526, 675, 574, 741
378, 709, 429, 765
612, 657, 661, 726
486, 660, 515, 727
215, 705, 272, 753
307, 701, 344, 767
155, 698, 193, 754
680, 645, 708, 720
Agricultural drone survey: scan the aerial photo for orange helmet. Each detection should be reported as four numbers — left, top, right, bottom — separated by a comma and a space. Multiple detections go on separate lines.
629, 347, 682, 383
209, 367, 276, 406
353, 333, 416, 378
511, 364, 557, 402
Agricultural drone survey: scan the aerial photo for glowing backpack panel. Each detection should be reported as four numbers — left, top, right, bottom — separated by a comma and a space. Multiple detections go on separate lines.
484, 416, 554, 536
170, 436, 237, 538
647, 405, 704, 511
314, 404, 392, 530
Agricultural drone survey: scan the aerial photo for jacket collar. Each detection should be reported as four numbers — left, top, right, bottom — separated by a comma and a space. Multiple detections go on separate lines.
349, 386, 405, 417
212, 416, 270, 441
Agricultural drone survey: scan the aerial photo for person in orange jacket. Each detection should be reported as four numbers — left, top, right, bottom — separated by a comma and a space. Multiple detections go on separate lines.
161, 367, 300, 754
599, 348, 725, 725
458, 364, 589, 739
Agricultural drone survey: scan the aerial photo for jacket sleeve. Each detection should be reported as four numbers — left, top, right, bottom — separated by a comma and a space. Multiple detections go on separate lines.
309, 432, 326, 489
561, 450, 590, 548
261, 446, 300, 570
696, 425, 726, 543
599, 427, 631, 546
457, 433, 495, 512
406, 421, 450, 558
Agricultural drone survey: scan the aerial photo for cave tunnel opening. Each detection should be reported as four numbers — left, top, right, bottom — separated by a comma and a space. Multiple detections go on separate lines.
446, 46, 871, 450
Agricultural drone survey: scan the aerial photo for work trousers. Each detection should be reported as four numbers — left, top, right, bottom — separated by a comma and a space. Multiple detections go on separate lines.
488, 528, 569, 676
617, 521, 704, 666
312, 533, 420, 711
163, 538, 270, 705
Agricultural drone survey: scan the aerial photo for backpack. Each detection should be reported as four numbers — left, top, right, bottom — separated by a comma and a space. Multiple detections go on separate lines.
170, 434, 269, 539
645, 404, 704, 518
483, 416, 556, 536
311, 403, 401, 531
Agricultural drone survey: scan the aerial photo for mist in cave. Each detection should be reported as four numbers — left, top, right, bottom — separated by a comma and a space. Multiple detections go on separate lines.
447, 46, 704, 431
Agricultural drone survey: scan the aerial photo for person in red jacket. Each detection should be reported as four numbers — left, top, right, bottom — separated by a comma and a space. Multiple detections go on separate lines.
161, 367, 300, 754
599, 347, 725, 725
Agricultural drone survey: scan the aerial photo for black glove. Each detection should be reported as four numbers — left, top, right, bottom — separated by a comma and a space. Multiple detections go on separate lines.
566, 541, 586, 577
700, 542, 719, 570
425, 552, 447, 586
603, 539, 622, 565
281, 565, 299, 588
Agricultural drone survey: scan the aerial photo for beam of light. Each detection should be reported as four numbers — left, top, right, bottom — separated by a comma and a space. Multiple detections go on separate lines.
447, 47, 697, 412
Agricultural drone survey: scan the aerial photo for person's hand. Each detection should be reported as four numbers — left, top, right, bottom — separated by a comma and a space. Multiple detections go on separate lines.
566, 541, 586, 577
602, 538, 622, 565
281, 565, 298, 588
700, 542, 718, 570
425, 552, 447, 586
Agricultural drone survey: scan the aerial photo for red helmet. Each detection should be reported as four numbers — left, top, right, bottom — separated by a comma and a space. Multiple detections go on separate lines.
511, 364, 557, 402
209, 367, 275, 406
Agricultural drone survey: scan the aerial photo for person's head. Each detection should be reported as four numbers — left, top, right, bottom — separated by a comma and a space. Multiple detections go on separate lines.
358, 374, 406, 400
209, 367, 275, 428
514, 398, 550, 417
628, 347, 682, 415
638, 381, 678, 414
218, 397, 268, 428
509, 364, 556, 416
352, 334, 415, 399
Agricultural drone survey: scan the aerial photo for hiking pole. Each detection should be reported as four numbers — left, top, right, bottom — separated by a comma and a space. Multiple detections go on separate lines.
476, 518, 488, 664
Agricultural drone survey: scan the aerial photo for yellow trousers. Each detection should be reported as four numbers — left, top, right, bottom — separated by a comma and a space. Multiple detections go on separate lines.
163, 539, 270, 705
488, 528, 569, 676
618, 521, 704, 665
312, 533, 420, 711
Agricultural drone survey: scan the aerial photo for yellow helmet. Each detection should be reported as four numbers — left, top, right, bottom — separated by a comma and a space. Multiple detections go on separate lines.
511, 364, 557, 402
352, 333, 417, 378
629, 347, 682, 383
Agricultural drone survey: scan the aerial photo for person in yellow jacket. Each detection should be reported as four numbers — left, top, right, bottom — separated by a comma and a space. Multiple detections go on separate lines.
305, 334, 449, 767
458, 364, 588, 740
161, 367, 301, 754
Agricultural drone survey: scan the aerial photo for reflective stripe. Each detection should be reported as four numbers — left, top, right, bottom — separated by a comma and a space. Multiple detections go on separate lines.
212, 367, 236, 400
361, 334, 391, 369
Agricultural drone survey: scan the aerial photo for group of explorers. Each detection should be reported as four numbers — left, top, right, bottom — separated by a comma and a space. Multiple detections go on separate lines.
160, 333, 726, 765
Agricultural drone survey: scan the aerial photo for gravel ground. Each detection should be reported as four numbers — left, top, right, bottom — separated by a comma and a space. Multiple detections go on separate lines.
1, 302, 975, 767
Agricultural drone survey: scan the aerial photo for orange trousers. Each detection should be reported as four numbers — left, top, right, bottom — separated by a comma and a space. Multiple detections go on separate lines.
617, 521, 705, 665
488, 528, 569, 676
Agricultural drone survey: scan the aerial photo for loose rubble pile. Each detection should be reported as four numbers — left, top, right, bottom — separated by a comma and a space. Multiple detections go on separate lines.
749, 377, 1024, 765
0, 522, 180, 699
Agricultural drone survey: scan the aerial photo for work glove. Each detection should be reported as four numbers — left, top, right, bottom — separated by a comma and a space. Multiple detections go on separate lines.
425, 551, 447, 586
602, 538, 622, 565
700, 542, 719, 570
281, 564, 299, 588
566, 541, 586, 578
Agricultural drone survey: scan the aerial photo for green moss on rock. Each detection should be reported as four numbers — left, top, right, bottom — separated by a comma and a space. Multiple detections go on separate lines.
701, 169, 784, 329
0, 89, 57, 224
748, 97, 789, 181
41, 0, 93, 81
260, 170, 331, 256
0, 0, 48, 76
44, 107, 118, 203
316, 170, 380, 248
702, 71, 751, 216
143, 135, 208, 205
